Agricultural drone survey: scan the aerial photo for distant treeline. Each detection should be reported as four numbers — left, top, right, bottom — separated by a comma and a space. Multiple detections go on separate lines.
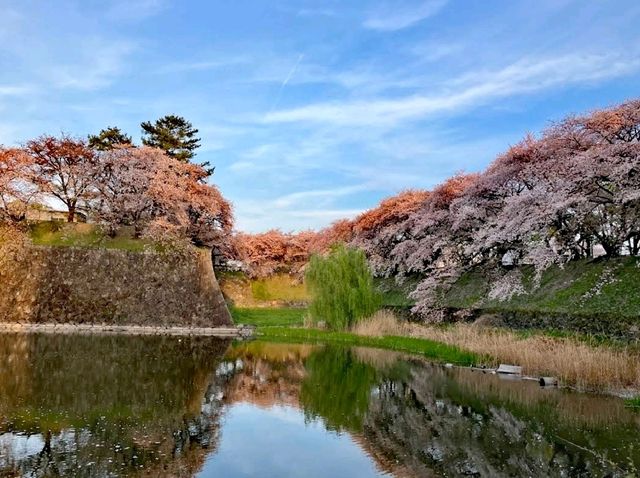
234, 99, 640, 320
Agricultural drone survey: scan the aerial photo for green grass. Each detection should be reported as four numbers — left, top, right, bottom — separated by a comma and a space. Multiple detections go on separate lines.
257, 326, 480, 366
625, 397, 640, 409
218, 272, 311, 307
230, 307, 306, 327
375, 276, 418, 307
29, 222, 148, 251
439, 257, 640, 319
250, 275, 309, 302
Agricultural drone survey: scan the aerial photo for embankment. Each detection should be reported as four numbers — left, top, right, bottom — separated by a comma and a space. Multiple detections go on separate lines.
218, 271, 309, 308
436, 257, 640, 339
0, 240, 231, 327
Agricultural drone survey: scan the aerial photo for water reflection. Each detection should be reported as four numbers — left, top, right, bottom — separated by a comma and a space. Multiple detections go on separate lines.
0, 334, 638, 477
0, 333, 230, 477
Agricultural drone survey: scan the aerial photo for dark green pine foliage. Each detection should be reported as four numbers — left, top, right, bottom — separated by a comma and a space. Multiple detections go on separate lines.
88, 127, 133, 151
140, 115, 202, 163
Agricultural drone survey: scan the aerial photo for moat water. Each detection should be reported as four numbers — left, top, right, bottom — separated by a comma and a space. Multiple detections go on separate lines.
0, 333, 638, 477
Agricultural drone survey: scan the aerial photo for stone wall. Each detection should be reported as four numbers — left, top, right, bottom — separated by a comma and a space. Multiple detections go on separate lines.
468, 308, 640, 341
0, 243, 232, 326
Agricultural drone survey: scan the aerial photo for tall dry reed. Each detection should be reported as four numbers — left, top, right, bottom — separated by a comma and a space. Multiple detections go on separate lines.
353, 311, 640, 393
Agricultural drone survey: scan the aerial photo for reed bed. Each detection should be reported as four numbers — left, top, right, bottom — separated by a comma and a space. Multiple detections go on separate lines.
353, 311, 640, 393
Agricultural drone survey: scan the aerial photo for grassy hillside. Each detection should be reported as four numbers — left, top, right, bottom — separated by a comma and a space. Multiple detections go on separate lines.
29, 222, 148, 251
441, 257, 640, 319
375, 276, 419, 307
218, 271, 309, 307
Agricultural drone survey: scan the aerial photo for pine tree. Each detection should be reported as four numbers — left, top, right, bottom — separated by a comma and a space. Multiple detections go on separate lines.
88, 127, 132, 151
140, 115, 201, 163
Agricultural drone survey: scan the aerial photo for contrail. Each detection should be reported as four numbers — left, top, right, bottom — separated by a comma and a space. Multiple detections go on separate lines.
270, 53, 304, 112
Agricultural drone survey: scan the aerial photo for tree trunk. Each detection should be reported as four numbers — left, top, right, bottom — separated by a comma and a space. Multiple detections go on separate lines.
67, 204, 75, 222
601, 241, 620, 258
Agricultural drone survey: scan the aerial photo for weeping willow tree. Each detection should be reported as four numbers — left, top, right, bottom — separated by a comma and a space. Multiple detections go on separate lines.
305, 245, 381, 330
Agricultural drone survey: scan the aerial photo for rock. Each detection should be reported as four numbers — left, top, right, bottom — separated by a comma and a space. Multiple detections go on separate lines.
496, 364, 522, 375
539, 377, 558, 387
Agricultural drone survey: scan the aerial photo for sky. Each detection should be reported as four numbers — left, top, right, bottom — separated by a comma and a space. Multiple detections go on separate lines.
1, 0, 639, 232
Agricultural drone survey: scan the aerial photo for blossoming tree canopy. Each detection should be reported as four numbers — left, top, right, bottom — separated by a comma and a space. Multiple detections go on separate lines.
26, 135, 97, 223
0, 147, 40, 222
92, 145, 232, 247
379, 99, 640, 317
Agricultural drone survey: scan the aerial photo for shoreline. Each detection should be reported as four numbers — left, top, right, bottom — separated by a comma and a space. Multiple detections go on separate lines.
0, 322, 255, 338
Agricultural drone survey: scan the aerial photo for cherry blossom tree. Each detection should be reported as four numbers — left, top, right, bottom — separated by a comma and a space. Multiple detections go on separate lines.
0, 147, 39, 223
91, 145, 232, 247
26, 135, 96, 222
234, 230, 292, 277
350, 189, 430, 274
378, 100, 640, 319
308, 219, 355, 254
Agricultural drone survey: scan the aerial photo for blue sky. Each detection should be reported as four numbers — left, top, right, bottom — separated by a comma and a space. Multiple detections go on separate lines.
1, 0, 639, 232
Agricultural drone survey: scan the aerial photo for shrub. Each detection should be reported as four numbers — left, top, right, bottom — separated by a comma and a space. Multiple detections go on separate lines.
305, 244, 381, 330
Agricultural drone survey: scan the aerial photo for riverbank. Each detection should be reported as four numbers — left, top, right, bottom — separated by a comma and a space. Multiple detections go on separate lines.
222, 258, 640, 339
434, 257, 640, 337
362, 315, 640, 395
0, 322, 254, 337
230, 307, 640, 397
257, 326, 479, 366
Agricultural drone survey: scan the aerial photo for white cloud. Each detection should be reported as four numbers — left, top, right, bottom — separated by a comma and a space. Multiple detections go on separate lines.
289, 208, 364, 219
48, 40, 136, 90
272, 185, 369, 208
235, 201, 364, 233
263, 54, 640, 127
156, 56, 250, 74
363, 0, 448, 31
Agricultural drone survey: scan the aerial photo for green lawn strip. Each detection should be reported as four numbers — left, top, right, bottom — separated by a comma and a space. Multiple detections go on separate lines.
257, 326, 480, 366
625, 397, 640, 409
230, 307, 306, 327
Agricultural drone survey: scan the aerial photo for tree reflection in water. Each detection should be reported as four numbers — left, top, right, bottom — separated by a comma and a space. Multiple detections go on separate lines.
0, 333, 230, 477
222, 342, 640, 478
1, 335, 639, 478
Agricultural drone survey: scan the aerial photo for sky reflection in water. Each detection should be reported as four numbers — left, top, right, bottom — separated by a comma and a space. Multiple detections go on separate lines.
0, 333, 638, 477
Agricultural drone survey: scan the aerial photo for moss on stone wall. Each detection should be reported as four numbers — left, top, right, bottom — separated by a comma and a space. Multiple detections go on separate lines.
0, 239, 231, 326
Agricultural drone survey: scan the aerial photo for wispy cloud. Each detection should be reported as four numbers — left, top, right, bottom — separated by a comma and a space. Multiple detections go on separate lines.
156, 56, 250, 74
106, 0, 167, 21
263, 54, 640, 127
270, 54, 304, 111
363, 0, 448, 31
290, 209, 364, 219
235, 198, 365, 232
48, 40, 136, 90
0, 84, 34, 97
272, 184, 369, 208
